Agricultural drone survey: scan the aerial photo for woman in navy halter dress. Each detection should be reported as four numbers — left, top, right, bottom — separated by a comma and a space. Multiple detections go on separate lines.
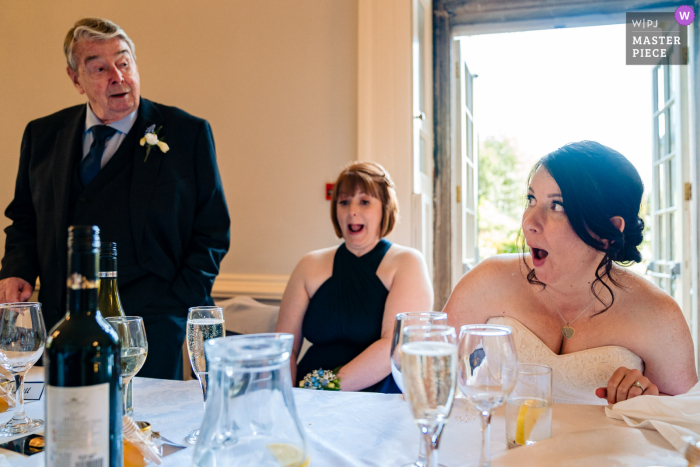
297, 239, 396, 392
275, 162, 433, 393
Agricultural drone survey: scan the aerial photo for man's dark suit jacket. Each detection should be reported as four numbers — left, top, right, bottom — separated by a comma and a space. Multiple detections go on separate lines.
0, 98, 230, 332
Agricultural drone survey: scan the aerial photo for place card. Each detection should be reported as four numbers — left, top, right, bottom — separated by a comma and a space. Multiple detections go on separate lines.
23, 382, 44, 401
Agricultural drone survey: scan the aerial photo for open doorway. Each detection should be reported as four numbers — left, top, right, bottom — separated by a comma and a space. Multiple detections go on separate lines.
434, 1, 699, 369
454, 24, 692, 318
459, 25, 654, 273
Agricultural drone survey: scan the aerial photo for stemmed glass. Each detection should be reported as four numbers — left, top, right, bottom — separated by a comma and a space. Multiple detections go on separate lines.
400, 325, 458, 467
391, 312, 448, 467
105, 317, 148, 419
391, 312, 448, 393
186, 306, 224, 444
458, 325, 518, 467
0, 303, 46, 435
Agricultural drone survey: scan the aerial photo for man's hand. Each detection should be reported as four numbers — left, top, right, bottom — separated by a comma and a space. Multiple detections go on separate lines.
0, 277, 34, 303
596, 366, 659, 404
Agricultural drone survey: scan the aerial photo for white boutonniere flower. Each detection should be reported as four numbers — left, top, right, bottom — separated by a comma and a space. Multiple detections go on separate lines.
140, 124, 169, 162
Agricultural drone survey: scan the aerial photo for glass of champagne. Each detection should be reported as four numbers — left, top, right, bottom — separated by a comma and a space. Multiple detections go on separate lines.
186, 306, 224, 444
400, 325, 458, 467
391, 312, 448, 467
391, 312, 448, 393
458, 325, 518, 467
105, 316, 148, 419
0, 303, 46, 435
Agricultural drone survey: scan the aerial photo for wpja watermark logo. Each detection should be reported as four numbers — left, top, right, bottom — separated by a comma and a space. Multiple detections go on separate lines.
626, 6, 692, 65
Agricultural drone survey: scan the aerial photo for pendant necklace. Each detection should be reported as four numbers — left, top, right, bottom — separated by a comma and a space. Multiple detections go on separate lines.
548, 292, 596, 340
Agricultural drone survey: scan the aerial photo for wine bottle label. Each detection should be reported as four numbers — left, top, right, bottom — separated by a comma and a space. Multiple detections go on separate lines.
98, 272, 117, 278
67, 272, 98, 290
46, 383, 110, 467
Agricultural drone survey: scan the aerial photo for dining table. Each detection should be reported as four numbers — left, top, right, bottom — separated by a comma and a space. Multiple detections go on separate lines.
0, 367, 688, 467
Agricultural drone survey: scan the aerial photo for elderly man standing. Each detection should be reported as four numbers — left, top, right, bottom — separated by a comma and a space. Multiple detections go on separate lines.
0, 18, 230, 380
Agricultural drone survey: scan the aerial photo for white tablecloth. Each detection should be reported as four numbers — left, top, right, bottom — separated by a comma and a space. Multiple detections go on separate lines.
0, 372, 688, 466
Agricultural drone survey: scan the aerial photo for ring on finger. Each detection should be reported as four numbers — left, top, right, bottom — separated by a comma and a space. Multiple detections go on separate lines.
632, 381, 645, 391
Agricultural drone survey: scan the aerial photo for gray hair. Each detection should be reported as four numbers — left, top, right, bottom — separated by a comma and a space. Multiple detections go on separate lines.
64, 18, 136, 71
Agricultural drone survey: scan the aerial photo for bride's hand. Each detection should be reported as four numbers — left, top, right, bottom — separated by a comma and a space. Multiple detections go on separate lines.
595, 367, 659, 403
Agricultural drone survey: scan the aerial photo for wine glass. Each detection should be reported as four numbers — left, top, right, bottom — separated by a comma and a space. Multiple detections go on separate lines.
400, 325, 458, 467
105, 316, 148, 419
186, 306, 224, 444
391, 312, 448, 393
391, 312, 448, 467
458, 325, 518, 467
0, 303, 46, 435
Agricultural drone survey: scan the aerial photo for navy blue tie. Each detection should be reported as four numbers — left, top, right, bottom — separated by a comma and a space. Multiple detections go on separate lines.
80, 125, 117, 186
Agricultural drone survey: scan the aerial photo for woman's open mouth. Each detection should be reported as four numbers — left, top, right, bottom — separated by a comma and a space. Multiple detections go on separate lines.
531, 247, 549, 267
348, 224, 364, 234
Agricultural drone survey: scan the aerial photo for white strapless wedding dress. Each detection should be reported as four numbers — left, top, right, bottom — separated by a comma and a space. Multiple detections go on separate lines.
487, 316, 644, 405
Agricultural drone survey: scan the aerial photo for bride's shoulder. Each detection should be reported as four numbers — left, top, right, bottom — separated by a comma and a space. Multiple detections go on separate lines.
612, 266, 682, 321
465, 254, 526, 284
449, 254, 525, 301
445, 254, 526, 324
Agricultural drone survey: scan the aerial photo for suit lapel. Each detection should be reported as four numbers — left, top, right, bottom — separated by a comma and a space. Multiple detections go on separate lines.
52, 105, 86, 259
130, 98, 165, 252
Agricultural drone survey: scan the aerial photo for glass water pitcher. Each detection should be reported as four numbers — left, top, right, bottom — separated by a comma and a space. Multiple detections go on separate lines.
193, 333, 309, 467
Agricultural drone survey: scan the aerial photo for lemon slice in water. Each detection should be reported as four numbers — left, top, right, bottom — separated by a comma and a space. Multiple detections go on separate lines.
266, 443, 309, 467
515, 399, 545, 446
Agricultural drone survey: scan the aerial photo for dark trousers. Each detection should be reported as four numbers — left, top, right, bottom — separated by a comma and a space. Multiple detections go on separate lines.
139, 314, 187, 380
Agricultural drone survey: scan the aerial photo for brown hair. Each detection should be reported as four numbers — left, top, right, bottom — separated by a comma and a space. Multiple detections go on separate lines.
330, 162, 399, 238
521, 141, 644, 314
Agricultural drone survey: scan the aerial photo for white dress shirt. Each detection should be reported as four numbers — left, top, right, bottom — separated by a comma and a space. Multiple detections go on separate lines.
82, 103, 138, 168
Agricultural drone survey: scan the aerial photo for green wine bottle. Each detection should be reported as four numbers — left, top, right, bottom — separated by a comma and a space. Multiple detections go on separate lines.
45, 226, 123, 467
98, 242, 133, 417
98, 242, 125, 318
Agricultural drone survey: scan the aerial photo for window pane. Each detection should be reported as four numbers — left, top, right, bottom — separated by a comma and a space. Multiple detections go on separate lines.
417, 1, 425, 114
668, 105, 675, 155
467, 70, 473, 110
670, 60, 679, 101
467, 120, 473, 161
656, 215, 664, 259
658, 112, 667, 156
669, 212, 675, 260
465, 213, 475, 261
467, 165, 474, 209
657, 163, 666, 210
657, 66, 665, 111
671, 276, 677, 298
667, 157, 676, 208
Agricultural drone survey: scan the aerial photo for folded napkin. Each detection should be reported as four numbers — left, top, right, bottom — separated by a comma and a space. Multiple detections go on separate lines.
605, 382, 700, 452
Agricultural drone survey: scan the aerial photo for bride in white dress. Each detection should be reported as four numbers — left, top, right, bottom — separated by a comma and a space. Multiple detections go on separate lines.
446, 141, 698, 405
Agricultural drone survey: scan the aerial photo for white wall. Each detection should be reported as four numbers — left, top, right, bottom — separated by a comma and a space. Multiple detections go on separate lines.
0, 0, 359, 295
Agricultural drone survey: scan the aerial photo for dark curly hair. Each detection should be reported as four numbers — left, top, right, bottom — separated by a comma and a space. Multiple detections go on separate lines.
522, 141, 645, 314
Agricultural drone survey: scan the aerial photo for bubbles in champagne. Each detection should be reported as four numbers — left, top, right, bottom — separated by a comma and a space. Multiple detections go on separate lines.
187, 319, 224, 375
401, 341, 457, 426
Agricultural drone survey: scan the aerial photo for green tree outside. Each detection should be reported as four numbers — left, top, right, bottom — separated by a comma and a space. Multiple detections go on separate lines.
478, 136, 525, 259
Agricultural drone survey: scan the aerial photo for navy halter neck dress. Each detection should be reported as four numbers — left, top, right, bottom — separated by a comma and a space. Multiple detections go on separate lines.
297, 239, 400, 393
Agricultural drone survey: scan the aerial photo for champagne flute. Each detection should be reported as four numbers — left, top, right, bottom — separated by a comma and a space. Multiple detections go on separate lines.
0, 303, 46, 435
105, 316, 148, 419
391, 312, 448, 393
458, 325, 518, 467
186, 306, 224, 444
391, 312, 448, 467
401, 325, 458, 467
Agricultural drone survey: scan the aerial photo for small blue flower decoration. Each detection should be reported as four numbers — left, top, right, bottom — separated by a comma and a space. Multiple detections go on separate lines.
299, 368, 341, 391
